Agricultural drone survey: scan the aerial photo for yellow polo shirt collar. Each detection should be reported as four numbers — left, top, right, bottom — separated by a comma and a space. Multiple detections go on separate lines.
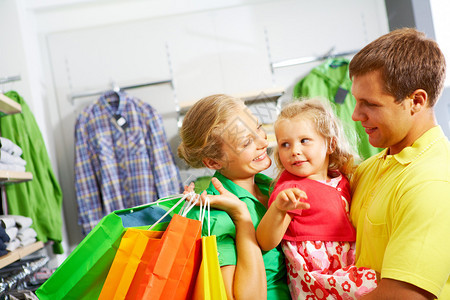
376, 126, 445, 165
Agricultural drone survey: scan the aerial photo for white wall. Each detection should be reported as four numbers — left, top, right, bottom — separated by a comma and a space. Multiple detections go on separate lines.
430, 0, 450, 138
2, 0, 390, 265
430, 0, 450, 88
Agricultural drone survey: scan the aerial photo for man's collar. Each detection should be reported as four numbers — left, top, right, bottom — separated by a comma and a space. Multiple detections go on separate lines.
376, 126, 445, 165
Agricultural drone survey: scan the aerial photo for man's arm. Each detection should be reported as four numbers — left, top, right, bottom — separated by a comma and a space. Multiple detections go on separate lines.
361, 278, 435, 300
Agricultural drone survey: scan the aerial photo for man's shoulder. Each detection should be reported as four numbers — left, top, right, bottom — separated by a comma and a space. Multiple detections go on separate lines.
407, 138, 450, 182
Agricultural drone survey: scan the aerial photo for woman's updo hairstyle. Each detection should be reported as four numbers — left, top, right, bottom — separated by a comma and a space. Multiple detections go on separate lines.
178, 94, 244, 168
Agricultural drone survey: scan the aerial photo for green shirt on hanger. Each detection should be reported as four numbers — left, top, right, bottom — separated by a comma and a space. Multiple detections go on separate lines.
0, 91, 64, 254
187, 171, 290, 300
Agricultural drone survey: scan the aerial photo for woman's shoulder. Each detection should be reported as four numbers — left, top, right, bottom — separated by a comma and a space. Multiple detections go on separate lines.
255, 172, 273, 184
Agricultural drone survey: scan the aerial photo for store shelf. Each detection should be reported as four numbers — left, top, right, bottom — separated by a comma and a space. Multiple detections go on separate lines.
262, 124, 277, 149
0, 241, 44, 269
179, 87, 285, 114
237, 87, 285, 102
0, 93, 21, 115
0, 170, 33, 184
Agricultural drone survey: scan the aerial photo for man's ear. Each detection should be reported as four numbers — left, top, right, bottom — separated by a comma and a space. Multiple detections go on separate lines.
202, 157, 222, 170
409, 89, 428, 114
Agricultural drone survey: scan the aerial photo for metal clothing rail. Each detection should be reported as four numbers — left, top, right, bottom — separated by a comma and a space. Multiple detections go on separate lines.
271, 48, 359, 70
0, 75, 21, 85
0, 256, 49, 296
69, 79, 173, 104
0, 75, 22, 114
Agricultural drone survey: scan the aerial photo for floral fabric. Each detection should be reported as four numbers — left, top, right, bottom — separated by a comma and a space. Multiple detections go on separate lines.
282, 240, 377, 299
282, 176, 377, 299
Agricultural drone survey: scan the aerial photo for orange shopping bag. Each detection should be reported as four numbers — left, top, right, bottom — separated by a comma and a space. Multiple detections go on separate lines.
128, 192, 203, 299
99, 193, 201, 300
98, 229, 163, 300
134, 214, 202, 299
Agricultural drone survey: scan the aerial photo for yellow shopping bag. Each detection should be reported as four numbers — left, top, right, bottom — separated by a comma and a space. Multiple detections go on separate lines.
193, 198, 227, 300
193, 235, 227, 300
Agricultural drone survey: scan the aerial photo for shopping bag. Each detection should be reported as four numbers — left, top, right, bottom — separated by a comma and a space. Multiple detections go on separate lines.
193, 235, 228, 300
133, 214, 203, 299
193, 199, 227, 300
100, 192, 203, 299
35, 195, 185, 300
97, 229, 164, 299
125, 233, 163, 299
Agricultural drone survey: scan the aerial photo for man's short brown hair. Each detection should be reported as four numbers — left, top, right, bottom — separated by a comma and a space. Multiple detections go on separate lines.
349, 28, 446, 107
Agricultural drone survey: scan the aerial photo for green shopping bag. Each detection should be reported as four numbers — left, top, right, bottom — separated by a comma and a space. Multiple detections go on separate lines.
35, 195, 185, 300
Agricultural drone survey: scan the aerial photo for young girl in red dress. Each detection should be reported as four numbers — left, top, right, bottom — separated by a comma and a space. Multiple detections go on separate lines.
257, 98, 377, 299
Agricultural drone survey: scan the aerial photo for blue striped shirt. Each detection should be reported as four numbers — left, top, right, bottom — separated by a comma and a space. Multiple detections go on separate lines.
74, 91, 182, 235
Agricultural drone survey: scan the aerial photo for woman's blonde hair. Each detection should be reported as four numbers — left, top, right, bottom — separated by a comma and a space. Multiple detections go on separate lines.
274, 98, 358, 179
178, 94, 245, 168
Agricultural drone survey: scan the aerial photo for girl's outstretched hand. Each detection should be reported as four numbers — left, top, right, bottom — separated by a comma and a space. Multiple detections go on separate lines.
275, 188, 310, 212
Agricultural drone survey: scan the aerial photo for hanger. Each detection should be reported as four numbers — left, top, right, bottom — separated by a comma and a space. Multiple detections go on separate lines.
271, 47, 359, 70
69, 78, 173, 105
0, 75, 21, 85
0, 75, 22, 115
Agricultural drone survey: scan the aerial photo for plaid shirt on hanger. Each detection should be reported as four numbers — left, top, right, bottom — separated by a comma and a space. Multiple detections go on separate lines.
75, 90, 182, 235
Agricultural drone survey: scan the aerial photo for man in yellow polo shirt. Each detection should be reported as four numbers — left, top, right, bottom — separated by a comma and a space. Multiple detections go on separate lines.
349, 28, 450, 299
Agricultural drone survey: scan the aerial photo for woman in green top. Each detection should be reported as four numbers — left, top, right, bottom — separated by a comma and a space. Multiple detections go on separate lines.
178, 94, 290, 299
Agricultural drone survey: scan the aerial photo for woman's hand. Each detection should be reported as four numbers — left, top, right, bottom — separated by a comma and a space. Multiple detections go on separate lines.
185, 178, 266, 299
185, 178, 249, 222
275, 188, 310, 212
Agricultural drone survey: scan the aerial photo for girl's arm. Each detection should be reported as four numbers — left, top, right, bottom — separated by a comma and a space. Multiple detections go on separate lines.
256, 188, 309, 251
194, 178, 267, 300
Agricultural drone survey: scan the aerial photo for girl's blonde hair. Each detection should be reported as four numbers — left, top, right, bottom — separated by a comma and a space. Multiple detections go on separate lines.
178, 94, 245, 168
274, 98, 358, 179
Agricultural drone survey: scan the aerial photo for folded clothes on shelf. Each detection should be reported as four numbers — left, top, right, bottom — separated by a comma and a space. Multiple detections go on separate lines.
5, 227, 18, 241
0, 239, 7, 257
17, 228, 37, 242
0, 215, 33, 229
19, 237, 36, 247
0, 215, 37, 252
0, 216, 16, 229
11, 215, 33, 229
6, 239, 20, 252
0, 249, 7, 257
0, 162, 26, 172
0, 227, 10, 243
0, 150, 26, 166
0, 137, 23, 157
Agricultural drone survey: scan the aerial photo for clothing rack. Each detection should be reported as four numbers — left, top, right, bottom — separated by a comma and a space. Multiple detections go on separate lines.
0, 75, 21, 85
0, 256, 49, 296
0, 75, 22, 115
178, 87, 285, 115
271, 48, 359, 70
69, 79, 173, 104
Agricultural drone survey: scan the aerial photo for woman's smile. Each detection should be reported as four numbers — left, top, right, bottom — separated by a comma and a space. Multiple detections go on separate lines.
253, 151, 267, 162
